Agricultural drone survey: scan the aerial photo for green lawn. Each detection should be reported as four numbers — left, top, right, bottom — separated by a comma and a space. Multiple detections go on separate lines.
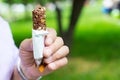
41, 58, 120, 80
10, 2, 120, 80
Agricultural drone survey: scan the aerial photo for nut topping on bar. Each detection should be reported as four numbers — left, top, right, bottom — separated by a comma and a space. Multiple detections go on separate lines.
32, 5, 46, 30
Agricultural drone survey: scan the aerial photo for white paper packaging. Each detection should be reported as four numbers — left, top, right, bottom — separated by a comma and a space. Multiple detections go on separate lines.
32, 29, 48, 66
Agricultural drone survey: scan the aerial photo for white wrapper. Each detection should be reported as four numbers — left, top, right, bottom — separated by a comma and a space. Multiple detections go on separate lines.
32, 29, 48, 66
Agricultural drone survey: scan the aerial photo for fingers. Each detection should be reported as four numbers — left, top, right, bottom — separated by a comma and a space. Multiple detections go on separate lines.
45, 28, 57, 46
44, 46, 69, 64
40, 57, 68, 76
44, 37, 64, 58
48, 57, 68, 71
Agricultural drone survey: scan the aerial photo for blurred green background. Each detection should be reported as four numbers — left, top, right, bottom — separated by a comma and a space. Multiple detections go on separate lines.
0, 0, 120, 80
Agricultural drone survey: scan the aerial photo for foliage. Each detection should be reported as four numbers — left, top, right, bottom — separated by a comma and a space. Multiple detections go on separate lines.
3, 0, 33, 4
3, 0, 65, 5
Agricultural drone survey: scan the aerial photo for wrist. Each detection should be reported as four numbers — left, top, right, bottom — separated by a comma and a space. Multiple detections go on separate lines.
12, 66, 22, 80
17, 60, 42, 80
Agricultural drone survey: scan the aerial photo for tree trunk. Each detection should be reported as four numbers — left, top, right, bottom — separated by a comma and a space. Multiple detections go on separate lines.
55, 3, 63, 37
63, 0, 86, 47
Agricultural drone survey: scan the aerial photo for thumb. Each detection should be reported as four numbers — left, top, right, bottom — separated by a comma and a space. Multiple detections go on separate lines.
19, 38, 33, 52
19, 39, 35, 67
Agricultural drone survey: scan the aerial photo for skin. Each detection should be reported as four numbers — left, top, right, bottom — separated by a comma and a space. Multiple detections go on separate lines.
12, 28, 69, 80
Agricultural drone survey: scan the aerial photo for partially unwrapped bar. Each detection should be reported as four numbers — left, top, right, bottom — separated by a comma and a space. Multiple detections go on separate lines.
32, 5, 48, 72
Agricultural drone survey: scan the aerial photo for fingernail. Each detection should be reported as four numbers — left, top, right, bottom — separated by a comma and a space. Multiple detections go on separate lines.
49, 63, 56, 70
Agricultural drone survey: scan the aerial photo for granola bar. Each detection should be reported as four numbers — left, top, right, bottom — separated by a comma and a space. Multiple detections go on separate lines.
32, 5, 46, 30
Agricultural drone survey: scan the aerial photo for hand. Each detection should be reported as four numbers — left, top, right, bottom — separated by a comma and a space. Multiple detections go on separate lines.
19, 28, 69, 80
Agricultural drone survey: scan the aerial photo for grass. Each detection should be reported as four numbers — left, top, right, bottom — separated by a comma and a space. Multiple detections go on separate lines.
41, 58, 120, 80
9, 1, 120, 80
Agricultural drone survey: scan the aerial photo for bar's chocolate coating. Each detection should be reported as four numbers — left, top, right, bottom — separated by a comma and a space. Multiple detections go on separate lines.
32, 5, 46, 30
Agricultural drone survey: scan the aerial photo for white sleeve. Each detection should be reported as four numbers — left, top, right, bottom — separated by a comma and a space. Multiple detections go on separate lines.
0, 17, 19, 80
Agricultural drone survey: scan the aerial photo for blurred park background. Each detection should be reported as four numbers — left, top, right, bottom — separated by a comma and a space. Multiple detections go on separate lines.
0, 0, 120, 80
